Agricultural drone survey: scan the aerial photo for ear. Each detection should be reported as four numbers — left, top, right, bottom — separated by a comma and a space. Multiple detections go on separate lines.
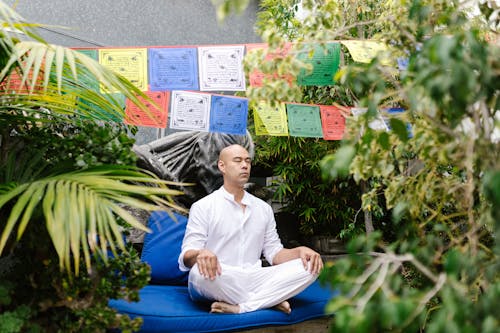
217, 159, 225, 173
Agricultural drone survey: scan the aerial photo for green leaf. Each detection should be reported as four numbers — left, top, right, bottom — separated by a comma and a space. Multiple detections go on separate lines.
389, 118, 409, 142
320, 145, 356, 180
482, 171, 500, 221
378, 132, 390, 150
0, 167, 185, 274
391, 201, 408, 224
443, 248, 461, 275
0, 183, 29, 253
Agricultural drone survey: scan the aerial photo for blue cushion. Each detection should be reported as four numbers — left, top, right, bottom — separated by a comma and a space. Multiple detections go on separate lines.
112, 210, 337, 332
109, 280, 336, 333
140, 211, 189, 285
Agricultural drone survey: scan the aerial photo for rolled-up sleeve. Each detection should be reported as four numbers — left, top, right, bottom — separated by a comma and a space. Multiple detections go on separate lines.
178, 202, 208, 272
261, 206, 283, 265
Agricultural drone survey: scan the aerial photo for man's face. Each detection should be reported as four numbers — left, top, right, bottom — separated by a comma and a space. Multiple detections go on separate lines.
219, 145, 252, 186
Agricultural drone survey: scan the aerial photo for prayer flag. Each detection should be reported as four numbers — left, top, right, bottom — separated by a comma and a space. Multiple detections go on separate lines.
75, 49, 100, 92
1, 69, 42, 94
319, 105, 346, 140
246, 42, 294, 87
98, 48, 148, 92
77, 49, 97, 59
254, 101, 289, 136
287, 103, 323, 137
148, 47, 199, 91
198, 45, 246, 91
209, 95, 248, 135
297, 42, 341, 86
170, 90, 211, 132
340, 40, 391, 66
125, 91, 169, 128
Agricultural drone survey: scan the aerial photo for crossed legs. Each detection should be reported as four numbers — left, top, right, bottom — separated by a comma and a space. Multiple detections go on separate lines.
188, 258, 317, 314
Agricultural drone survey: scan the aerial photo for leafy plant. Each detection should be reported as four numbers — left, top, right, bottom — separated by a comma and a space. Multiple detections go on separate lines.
231, 0, 499, 331
319, 0, 499, 332
248, 0, 364, 241
211, 0, 252, 22
0, 223, 150, 333
0, 117, 174, 332
0, 0, 187, 272
254, 136, 361, 238
0, 2, 185, 331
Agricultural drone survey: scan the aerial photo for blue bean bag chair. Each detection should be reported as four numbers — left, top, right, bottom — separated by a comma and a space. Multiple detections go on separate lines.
109, 211, 337, 333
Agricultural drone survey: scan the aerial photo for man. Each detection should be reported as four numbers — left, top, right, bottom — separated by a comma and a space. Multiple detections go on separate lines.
178, 144, 323, 314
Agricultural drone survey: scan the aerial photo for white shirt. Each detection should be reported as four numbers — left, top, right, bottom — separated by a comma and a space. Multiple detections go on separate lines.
178, 186, 284, 271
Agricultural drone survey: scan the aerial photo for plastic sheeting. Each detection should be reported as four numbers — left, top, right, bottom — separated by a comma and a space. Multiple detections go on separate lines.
133, 131, 254, 209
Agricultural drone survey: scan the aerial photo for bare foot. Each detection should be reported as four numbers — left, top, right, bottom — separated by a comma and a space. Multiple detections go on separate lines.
274, 301, 291, 314
210, 301, 240, 314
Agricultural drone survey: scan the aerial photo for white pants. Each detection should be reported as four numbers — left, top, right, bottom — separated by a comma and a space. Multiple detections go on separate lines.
188, 258, 318, 313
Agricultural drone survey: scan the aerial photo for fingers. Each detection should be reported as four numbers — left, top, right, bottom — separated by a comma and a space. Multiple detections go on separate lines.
196, 250, 221, 280
216, 261, 222, 276
301, 257, 309, 270
310, 253, 323, 275
299, 247, 324, 275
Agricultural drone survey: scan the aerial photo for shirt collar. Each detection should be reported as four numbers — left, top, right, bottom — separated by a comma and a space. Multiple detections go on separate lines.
219, 186, 252, 206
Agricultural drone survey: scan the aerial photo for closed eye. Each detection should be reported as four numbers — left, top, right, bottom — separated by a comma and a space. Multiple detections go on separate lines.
232, 157, 252, 163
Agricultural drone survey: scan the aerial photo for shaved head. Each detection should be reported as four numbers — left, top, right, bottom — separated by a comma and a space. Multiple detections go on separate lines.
217, 144, 252, 189
219, 144, 248, 162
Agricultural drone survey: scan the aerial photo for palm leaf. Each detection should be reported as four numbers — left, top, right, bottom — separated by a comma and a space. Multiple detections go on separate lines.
0, 41, 153, 122
0, 140, 50, 183
0, 2, 45, 44
0, 166, 186, 274
1, 1, 162, 126
0, 2, 179, 278
16, 184, 44, 238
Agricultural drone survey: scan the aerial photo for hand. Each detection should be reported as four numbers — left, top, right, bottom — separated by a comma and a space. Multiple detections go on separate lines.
196, 249, 222, 280
298, 246, 323, 274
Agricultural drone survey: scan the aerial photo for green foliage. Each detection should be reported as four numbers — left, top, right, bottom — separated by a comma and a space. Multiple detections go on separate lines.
16, 120, 137, 170
255, 0, 302, 41
0, 305, 34, 333
483, 171, 500, 222
0, 221, 149, 333
0, 121, 156, 332
316, 0, 499, 332
0, 2, 185, 331
242, 0, 500, 331
211, 0, 251, 22
320, 145, 356, 179
0, 1, 185, 274
249, 0, 367, 241
254, 135, 361, 238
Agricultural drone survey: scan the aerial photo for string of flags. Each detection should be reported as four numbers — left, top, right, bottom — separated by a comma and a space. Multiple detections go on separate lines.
4, 40, 403, 140
123, 90, 348, 140
122, 90, 408, 141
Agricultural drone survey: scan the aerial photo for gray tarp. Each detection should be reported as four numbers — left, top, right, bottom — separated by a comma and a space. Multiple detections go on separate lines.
133, 131, 254, 209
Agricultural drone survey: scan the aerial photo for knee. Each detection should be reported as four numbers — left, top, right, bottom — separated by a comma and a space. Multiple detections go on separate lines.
189, 265, 236, 292
188, 264, 203, 283
211, 270, 238, 288
284, 259, 320, 282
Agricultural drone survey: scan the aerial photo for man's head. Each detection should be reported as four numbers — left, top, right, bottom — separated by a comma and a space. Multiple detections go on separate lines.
218, 144, 251, 188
